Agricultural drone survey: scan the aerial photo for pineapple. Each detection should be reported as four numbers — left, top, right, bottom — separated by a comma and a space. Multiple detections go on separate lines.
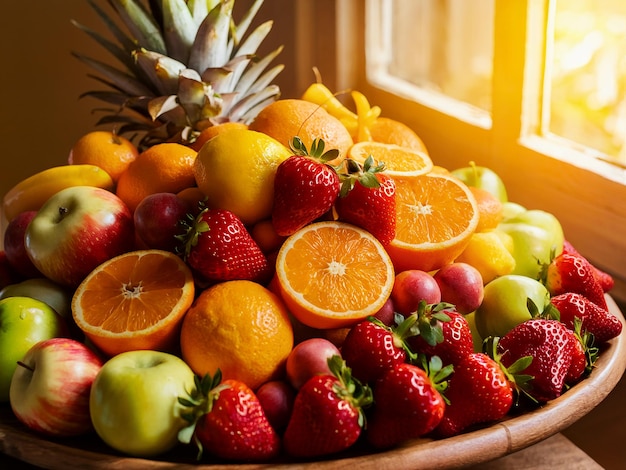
72, 0, 283, 149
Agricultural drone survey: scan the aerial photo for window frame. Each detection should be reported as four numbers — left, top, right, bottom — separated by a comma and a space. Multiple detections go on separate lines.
294, 0, 626, 303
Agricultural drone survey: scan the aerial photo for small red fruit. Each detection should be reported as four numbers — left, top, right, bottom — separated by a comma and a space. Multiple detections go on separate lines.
178, 372, 280, 462
283, 355, 373, 458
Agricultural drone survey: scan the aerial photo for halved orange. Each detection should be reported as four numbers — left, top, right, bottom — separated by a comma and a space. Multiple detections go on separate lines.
386, 173, 479, 272
347, 141, 433, 177
275, 221, 395, 329
71, 250, 195, 357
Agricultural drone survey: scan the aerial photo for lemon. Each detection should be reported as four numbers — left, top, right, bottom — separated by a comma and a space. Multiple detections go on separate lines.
194, 129, 291, 225
455, 229, 516, 284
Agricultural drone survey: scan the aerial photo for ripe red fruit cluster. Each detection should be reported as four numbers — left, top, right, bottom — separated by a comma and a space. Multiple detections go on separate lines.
174, 235, 622, 462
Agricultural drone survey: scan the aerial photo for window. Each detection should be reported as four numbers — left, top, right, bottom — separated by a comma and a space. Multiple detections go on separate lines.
547, 0, 626, 167
297, 0, 626, 303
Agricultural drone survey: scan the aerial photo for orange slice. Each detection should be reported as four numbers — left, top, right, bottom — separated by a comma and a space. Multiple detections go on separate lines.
275, 221, 395, 329
71, 250, 195, 357
386, 173, 479, 272
347, 141, 433, 177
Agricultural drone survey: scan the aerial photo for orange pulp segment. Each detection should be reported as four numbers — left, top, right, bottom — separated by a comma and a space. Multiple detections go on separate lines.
71, 250, 195, 357
275, 221, 395, 329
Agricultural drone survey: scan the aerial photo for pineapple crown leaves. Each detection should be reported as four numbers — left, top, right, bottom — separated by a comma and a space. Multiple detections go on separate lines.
177, 370, 232, 460
338, 154, 386, 198
483, 336, 536, 406
74, 0, 283, 149
327, 355, 373, 428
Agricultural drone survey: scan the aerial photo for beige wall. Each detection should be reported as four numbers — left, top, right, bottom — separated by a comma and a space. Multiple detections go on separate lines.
0, 0, 301, 198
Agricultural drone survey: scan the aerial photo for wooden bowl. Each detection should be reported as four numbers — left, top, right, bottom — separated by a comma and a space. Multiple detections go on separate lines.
1, 295, 625, 469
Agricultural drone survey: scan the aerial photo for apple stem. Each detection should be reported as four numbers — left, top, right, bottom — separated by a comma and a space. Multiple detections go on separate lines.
16, 361, 34, 372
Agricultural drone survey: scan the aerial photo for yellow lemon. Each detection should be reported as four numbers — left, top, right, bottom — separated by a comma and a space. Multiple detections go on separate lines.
194, 129, 291, 225
455, 229, 516, 284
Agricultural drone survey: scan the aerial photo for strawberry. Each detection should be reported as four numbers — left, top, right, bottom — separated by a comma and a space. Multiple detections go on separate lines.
434, 351, 514, 438
178, 372, 280, 462
365, 359, 449, 449
550, 292, 622, 344
334, 156, 396, 245
542, 252, 608, 310
407, 302, 474, 367
272, 137, 341, 236
565, 318, 596, 385
341, 314, 419, 384
283, 355, 373, 458
178, 207, 270, 284
562, 240, 614, 292
497, 318, 581, 403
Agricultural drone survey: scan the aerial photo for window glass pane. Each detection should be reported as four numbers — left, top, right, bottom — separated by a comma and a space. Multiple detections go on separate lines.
549, 0, 626, 164
374, 0, 494, 112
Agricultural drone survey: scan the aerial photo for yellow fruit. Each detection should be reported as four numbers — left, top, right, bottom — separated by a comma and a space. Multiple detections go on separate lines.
275, 221, 395, 329
180, 280, 293, 390
2, 165, 114, 222
194, 129, 291, 225
455, 229, 516, 284
301, 82, 358, 124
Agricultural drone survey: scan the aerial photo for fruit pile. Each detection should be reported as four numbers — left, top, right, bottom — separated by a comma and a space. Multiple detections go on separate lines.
0, 0, 622, 465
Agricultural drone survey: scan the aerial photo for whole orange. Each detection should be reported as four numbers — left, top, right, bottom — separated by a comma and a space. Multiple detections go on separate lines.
180, 280, 294, 390
248, 99, 353, 161
68, 131, 139, 182
116, 143, 197, 212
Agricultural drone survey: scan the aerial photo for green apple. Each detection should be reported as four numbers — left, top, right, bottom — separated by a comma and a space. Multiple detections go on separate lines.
474, 274, 551, 338
501, 201, 526, 220
90, 350, 196, 457
0, 277, 73, 320
0, 296, 70, 402
451, 161, 508, 202
498, 209, 564, 279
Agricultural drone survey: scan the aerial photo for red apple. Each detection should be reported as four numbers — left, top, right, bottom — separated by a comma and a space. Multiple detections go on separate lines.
391, 269, 442, 316
286, 338, 341, 389
133, 192, 191, 252
24, 186, 135, 287
434, 262, 484, 314
3, 210, 41, 279
373, 297, 396, 326
256, 379, 296, 432
9, 337, 103, 437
